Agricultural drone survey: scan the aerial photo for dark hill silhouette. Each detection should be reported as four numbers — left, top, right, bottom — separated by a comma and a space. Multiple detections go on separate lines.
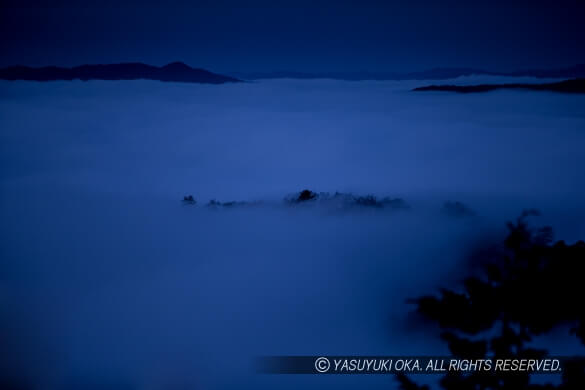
0, 62, 240, 84
413, 78, 585, 94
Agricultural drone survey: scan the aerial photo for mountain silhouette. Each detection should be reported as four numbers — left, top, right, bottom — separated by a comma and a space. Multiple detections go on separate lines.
4, 63, 585, 83
413, 78, 585, 94
0, 62, 240, 84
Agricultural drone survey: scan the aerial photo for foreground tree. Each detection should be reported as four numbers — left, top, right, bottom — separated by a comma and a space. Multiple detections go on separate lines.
399, 211, 585, 389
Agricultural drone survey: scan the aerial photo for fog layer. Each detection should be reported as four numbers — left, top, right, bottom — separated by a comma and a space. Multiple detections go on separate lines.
1, 77, 585, 389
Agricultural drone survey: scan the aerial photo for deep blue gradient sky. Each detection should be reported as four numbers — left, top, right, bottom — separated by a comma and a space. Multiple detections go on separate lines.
1, 0, 585, 73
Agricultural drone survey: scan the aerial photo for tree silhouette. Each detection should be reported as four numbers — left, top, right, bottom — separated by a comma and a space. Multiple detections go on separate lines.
398, 211, 585, 389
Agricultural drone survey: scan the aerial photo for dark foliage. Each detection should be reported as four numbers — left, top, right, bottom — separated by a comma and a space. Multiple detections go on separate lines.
206, 199, 259, 208
286, 189, 409, 210
182, 195, 196, 204
399, 211, 585, 389
297, 189, 319, 202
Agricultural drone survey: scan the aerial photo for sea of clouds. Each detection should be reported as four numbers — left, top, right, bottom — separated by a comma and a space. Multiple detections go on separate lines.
1, 77, 585, 389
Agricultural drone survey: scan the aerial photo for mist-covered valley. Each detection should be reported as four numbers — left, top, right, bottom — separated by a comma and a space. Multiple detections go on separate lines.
1, 77, 585, 390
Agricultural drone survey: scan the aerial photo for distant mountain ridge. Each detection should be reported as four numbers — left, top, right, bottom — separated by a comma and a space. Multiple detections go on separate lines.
234, 64, 585, 81
413, 78, 585, 94
3, 62, 585, 83
0, 62, 240, 84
